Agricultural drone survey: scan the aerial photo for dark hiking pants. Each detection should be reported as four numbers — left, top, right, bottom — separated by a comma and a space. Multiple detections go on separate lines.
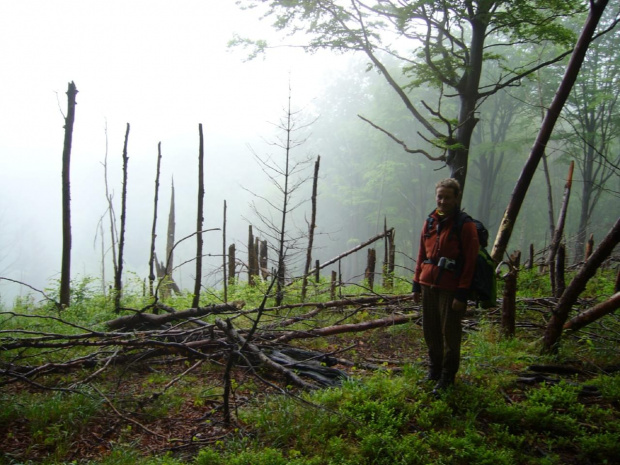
421, 285, 464, 380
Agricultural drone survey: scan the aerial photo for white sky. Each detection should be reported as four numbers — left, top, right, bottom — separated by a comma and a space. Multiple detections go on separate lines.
0, 0, 346, 302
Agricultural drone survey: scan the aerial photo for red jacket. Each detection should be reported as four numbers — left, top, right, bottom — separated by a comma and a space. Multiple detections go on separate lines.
413, 209, 479, 302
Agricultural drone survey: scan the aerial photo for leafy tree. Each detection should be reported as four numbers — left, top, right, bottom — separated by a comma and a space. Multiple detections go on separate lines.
234, 0, 580, 193
490, 0, 611, 263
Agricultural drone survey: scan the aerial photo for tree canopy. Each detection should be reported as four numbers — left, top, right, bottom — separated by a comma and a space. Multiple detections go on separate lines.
234, 0, 582, 193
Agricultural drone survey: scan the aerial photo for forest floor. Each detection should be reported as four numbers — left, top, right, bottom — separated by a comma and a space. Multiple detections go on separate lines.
1, 306, 618, 464
1, 319, 426, 463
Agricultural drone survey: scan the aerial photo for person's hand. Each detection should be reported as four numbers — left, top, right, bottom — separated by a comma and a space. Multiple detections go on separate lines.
452, 298, 466, 312
412, 292, 420, 304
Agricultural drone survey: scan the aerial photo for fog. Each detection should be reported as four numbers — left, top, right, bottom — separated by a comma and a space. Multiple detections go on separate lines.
0, 1, 351, 303
2, 2, 617, 306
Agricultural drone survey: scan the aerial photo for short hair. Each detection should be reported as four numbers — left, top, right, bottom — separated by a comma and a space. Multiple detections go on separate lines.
435, 178, 461, 197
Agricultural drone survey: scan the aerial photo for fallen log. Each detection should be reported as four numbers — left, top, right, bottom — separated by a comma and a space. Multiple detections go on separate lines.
106, 301, 245, 330
564, 292, 620, 332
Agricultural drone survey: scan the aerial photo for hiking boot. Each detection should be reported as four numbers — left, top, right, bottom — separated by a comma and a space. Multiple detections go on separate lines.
431, 376, 455, 397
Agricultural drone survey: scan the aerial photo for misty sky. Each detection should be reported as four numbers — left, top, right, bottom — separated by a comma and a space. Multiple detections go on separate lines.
0, 1, 346, 302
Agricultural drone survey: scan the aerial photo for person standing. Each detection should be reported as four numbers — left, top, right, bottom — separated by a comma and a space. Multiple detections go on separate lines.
412, 178, 479, 394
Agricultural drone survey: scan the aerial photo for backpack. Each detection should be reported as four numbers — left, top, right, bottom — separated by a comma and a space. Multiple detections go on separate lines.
427, 210, 497, 308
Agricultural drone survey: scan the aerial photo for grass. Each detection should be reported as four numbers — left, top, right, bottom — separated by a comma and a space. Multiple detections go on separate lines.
0, 269, 619, 464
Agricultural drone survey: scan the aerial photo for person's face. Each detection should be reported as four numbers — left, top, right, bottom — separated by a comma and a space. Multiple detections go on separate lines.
435, 186, 459, 215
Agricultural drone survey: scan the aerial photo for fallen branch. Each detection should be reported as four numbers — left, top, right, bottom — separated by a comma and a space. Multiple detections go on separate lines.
564, 292, 620, 332
215, 318, 317, 390
274, 312, 419, 344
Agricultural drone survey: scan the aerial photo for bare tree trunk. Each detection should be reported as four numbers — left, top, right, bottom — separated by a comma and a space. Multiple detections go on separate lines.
192, 124, 205, 309
259, 240, 268, 279
527, 244, 534, 270
383, 225, 395, 290
491, 0, 609, 263
159, 180, 178, 297
114, 123, 130, 313
555, 243, 566, 298
542, 216, 620, 353
103, 125, 118, 277
584, 233, 594, 261
228, 243, 236, 287
60, 81, 78, 308
99, 223, 106, 297
564, 292, 620, 332
365, 248, 376, 290
501, 251, 520, 338
248, 225, 256, 286
548, 161, 574, 297
222, 201, 228, 302
302, 156, 320, 301
149, 142, 162, 299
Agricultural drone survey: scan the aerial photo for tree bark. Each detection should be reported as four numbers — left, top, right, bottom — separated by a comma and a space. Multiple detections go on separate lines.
542, 216, 620, 353
60, 81, 78, 308
192, 124, 205, 309
491, 0, 610, 263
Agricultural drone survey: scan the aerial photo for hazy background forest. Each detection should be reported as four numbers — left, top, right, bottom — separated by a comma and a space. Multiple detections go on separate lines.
0, 1, 618, 305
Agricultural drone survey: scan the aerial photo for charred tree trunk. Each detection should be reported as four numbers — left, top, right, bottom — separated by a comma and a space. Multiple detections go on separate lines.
60, 81, 78, 308
149, 142, 162, 299
248, 226, 257, 286
542, 216, 620, 353
114, 123, 130, 313
192, 124, 205, 309
365, 248, 376, 290
302, 155, 320, 301
259, 240, 268, 279
527, 244, 534, 270
548, 161, 574, 297
491, 1, 609, 263
228, 243, 236, 287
